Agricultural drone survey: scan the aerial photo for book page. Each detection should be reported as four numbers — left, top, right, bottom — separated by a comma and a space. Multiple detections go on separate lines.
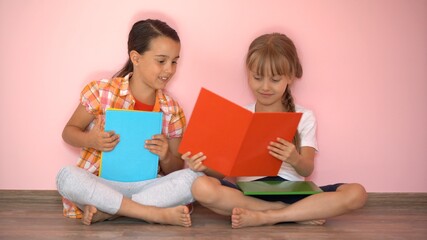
179, 88, 252, 175
231, 112, 302, 176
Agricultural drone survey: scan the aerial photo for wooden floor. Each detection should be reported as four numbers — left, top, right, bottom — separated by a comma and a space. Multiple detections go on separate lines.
0, 191, 426, 240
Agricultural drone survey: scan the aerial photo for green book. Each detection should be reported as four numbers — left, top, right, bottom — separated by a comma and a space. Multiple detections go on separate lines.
100, 109, 163, 182
237, 181, 323, 195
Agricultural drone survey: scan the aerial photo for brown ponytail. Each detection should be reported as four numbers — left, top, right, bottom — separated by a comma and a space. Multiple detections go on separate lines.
113, 19, 180, 78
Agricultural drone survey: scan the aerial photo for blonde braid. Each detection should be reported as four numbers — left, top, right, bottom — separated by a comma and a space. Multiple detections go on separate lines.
282, 87, 301, 152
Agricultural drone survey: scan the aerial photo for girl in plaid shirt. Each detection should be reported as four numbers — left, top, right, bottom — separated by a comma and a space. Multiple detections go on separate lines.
56, 19, 202, 227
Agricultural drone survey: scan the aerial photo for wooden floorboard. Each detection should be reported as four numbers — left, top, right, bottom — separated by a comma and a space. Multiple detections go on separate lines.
0, 190, 426, 239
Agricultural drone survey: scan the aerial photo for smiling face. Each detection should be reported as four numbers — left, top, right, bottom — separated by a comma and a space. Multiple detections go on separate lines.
131, 36, 181, 90
248, 66, 292, 112
245, 33, 302, 112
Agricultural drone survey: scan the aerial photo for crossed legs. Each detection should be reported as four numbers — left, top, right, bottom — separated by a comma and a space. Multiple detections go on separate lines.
81, 197, 192, 226
57, 166, 201, 227
191, 175, 367, 228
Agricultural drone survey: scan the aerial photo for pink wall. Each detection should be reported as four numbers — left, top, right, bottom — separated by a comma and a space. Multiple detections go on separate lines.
1, 0, 426, 191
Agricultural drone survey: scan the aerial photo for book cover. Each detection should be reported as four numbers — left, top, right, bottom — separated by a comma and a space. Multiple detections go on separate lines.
179, 88, 302, 176
237, 181, 323, 195
100, 109, 163, 182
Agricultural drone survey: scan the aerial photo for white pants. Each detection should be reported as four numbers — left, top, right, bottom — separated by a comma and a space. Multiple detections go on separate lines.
56, 165, 203, 215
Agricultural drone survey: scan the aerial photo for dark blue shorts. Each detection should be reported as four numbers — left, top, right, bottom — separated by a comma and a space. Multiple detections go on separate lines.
221, 176, 343, 204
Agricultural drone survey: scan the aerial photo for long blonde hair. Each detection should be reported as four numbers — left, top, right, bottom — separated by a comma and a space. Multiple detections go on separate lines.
246, 33, 302, 152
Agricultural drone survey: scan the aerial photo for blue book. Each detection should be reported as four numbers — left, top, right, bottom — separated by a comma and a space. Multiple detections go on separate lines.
100, 109, 163, 182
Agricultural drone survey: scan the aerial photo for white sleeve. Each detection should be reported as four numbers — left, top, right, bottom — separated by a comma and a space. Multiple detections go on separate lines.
298, 109, 318, 151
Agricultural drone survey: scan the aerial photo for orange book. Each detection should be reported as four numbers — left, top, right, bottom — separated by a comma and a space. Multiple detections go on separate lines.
179, 88, 302, 176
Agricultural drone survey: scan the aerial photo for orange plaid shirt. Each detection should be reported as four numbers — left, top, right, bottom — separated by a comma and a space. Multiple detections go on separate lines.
62, 73, 186, 218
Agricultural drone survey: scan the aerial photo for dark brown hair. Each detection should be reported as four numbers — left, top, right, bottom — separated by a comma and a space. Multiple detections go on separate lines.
113, 19, 180, 78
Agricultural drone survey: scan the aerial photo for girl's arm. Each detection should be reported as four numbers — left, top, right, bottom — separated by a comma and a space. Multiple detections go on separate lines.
145, 136, 184, 174
289, 146, 315, 177
181, 152, 225, 179
268, 138, 315, 177
62, 104, 119, 151
160, 137, 184, 174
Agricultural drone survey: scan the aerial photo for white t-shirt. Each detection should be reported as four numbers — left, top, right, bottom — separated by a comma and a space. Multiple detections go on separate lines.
237, 103, 318, 182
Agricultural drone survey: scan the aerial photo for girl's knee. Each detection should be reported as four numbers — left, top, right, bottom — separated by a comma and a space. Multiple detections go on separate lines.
172, 169, 204, 185
56, 166, 87, 198
56, 166, 75, 190
191, 175, 221, 202
184, 168, 205, 181
341, 183, 368, 210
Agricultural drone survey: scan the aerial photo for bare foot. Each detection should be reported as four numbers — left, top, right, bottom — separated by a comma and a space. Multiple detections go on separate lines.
148, 205, 192, 227
231, 207, 326, 228
82, 205, 114, 225
186, 203, 194, 215
231, 207, 272, 228
297, 219, 326, 225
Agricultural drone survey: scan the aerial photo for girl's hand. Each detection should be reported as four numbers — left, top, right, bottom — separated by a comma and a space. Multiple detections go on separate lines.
181, 151, 207, 172
145, 134, 169, 161
88, 117, 120, 151
268, 138, 300, 166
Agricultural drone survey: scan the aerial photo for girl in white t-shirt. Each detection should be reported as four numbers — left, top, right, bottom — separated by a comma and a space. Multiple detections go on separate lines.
182, 32, 367, 228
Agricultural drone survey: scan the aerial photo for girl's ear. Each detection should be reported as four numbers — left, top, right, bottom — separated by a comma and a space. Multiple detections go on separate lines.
129, 50, 140, 65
